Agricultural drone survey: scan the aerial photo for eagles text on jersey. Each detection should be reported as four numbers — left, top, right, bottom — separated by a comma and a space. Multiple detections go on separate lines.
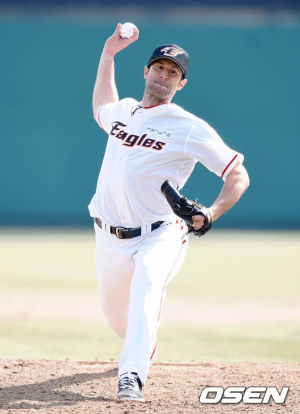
110, 121, 167, 151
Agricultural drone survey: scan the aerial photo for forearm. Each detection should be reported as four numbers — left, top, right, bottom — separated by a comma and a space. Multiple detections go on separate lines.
92, 48, 119, 119
209, 164, 250, 222
92, 23, 139, 120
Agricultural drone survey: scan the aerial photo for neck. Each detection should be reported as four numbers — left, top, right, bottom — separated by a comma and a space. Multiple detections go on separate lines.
141, 92, 172, 108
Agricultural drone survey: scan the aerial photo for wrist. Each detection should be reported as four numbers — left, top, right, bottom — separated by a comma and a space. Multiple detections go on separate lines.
102, 45, 116, 59
208, 206, 219, 222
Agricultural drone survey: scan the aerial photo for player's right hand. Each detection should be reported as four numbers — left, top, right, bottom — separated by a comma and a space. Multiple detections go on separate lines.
104, 23, 139, 57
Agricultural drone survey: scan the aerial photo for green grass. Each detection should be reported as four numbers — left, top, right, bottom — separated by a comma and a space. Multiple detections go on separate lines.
1, 320, 299, 362
1, 229, 299, 298
0, 229, 299, 361
158, 322, 300, 362
0, 321, 123, 360
0, 229, 96, 293
168, 231, 300, 298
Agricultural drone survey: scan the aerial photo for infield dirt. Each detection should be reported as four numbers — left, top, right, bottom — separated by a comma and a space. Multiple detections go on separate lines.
0, 359, 299, 414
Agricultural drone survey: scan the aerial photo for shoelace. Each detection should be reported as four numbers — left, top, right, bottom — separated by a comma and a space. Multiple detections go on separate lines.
118, 374, 137, 390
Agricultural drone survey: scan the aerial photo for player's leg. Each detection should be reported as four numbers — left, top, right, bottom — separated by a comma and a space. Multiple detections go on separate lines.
94, 224, 135, 338
118, 221, 188, 384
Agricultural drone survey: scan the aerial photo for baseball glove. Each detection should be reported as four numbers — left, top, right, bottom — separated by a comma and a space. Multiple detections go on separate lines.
161, 179, 212, 237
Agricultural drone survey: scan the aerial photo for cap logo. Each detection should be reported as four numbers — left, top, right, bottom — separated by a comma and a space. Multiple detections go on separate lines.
160, 47, 183, 57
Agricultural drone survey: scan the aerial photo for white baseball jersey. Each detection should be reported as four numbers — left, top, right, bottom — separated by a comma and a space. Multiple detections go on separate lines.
88, 98, 244, 227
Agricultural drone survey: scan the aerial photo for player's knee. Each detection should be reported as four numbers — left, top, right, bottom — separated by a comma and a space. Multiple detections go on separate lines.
102, 308, 127, 338
109, 320, 127, 339
100, 301, 128, 338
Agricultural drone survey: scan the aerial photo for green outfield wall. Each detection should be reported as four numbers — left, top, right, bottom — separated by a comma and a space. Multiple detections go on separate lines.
1, 14, 299, 228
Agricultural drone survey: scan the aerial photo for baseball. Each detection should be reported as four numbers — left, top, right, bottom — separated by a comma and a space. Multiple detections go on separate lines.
120, 22, 136, 39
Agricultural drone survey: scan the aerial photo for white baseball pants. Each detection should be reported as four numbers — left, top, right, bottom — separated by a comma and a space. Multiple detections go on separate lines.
94, 219, 188, 384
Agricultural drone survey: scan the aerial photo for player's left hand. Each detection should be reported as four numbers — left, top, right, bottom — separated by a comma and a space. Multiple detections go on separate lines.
161, 180, 212, 237
192, 214, 206, 230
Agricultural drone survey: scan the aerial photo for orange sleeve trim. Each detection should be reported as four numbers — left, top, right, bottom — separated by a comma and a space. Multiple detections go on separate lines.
221, 153, 238, 179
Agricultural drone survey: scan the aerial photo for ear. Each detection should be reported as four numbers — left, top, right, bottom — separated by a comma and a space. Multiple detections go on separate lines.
177, 78, 187, 91
144, 66, 149, 79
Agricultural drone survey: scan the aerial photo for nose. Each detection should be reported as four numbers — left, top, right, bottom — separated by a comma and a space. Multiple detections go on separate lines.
160, 69, 168, 80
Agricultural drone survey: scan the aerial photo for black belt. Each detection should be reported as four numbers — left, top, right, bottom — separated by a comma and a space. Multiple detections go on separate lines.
94, 218, 164, 239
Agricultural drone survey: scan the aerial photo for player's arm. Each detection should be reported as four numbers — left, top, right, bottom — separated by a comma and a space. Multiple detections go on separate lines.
92, 23, 139, 120
193, 163, 250, 229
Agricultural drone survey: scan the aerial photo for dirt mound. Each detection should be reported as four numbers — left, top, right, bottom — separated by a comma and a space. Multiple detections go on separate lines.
0, 359, 299, 413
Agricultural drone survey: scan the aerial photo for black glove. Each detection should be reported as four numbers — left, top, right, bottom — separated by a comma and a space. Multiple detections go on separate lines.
161, 179, 212, 236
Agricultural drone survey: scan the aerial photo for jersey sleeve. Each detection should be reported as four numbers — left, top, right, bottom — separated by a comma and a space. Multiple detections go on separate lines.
186, 120, 244, 180
95, 98, 137, 134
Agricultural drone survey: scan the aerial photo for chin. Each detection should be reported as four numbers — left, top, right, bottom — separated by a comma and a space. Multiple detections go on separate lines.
150, 87, 170, 100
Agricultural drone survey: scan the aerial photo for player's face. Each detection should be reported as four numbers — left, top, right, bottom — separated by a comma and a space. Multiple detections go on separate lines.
144, 59, 187, 102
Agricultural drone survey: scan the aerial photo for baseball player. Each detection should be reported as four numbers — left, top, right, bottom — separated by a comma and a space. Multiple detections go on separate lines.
89, 23, 249, 402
